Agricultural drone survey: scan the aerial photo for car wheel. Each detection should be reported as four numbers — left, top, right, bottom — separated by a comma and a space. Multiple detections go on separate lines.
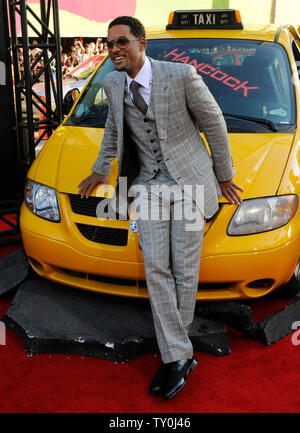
284, 262, 300, 297
269, 259, 300, 299
281, 259, 300, 298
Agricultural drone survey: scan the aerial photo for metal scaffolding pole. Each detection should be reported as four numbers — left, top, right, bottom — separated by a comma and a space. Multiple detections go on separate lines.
0, 0, 63, 246
8, 0, 63, 169
0, 0, 22, 245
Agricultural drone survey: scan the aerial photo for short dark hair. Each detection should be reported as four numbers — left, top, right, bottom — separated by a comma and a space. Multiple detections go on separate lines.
108, 16, 145, 39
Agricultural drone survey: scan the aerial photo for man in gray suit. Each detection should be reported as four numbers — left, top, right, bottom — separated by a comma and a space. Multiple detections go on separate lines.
78, 16, 243, 400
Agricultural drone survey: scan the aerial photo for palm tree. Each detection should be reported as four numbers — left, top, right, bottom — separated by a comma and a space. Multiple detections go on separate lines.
270, 0, 277, 23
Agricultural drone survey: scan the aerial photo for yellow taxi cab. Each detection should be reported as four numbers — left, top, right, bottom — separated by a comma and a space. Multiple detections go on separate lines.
20, 9, 300, 301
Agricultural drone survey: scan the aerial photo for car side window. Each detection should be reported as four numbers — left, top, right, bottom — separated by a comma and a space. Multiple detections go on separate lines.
94, 86, 107, 105
65, 57, 114, 128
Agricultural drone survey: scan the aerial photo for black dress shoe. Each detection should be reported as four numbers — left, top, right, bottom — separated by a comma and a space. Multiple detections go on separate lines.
149, 362, 169, 396
163, 357, 198, 400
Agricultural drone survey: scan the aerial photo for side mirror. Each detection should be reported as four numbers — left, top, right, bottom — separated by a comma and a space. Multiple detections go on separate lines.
62, 88, 80, 115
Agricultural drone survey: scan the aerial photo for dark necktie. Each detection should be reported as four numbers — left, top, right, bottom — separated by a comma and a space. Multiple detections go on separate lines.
130, 80, 148, 115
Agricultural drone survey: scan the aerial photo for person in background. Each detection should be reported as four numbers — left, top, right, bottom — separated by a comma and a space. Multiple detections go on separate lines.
18, 48, 24, 78
89, 42, 96, 56
61, 53, 69, 75
82, 43, 93, 61
31, 39, 42, 59
65, 46, 79, 70
72, 37, 84, 51
75, 38, 84, 62
95, 37, 103, 54
75, 45, 83, 63
31, 44, 43, 80
99, 41, 108, 56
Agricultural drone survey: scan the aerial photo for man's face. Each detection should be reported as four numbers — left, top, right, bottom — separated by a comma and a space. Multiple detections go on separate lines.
107, 24, 146, 78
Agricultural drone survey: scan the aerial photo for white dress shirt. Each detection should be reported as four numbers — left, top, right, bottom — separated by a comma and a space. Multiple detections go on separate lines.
125, 56, 152, 105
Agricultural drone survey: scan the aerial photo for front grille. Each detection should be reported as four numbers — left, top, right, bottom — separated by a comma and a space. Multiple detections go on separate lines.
59, 267, 145, 287
88, 274, 137, 286
69, 193, 123, 219
57, 267, 236, 292
69, 194, 105, 217
197, 282, 234, 291
76, 223, 128, 246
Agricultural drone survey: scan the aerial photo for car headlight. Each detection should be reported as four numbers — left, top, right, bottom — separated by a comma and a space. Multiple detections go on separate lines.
24, 179, 60, 222
228, 195, 298, 235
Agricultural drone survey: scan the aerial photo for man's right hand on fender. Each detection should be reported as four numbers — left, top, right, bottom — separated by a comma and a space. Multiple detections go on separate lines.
77, 172, 108, 198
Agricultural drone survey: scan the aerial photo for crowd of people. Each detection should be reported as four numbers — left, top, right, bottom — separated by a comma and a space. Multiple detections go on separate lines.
17, 37, 108, 79
61, 37, 108, 74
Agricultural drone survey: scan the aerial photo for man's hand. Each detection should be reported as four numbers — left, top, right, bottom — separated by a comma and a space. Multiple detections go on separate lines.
219, 180, 244, 205
77, 172, 108, 198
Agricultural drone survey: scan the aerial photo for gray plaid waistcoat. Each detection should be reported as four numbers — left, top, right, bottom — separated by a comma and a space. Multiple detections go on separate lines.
124, 88, 173, 185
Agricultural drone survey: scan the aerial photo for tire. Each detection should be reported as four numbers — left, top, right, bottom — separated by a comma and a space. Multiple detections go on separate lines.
268, 259, 300, 299
283, 271, 300, 298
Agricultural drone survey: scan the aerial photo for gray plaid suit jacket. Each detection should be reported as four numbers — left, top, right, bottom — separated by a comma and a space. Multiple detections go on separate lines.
92, 57, 235, 218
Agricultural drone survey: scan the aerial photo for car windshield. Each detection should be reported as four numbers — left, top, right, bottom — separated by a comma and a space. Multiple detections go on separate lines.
66, 38, 296, 132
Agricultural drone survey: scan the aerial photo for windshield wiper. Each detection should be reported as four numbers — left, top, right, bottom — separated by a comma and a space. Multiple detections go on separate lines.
223, 112, 278, 132
70, 114, 97, 125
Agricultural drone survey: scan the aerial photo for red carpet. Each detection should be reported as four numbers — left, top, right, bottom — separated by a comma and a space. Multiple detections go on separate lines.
0, 216, 300, 413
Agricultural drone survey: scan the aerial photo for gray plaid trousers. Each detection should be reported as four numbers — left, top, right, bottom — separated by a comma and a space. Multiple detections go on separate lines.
133, 177, 205, 363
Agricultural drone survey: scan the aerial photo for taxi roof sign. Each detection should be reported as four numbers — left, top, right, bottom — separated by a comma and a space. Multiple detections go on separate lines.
166, 9, 243, 30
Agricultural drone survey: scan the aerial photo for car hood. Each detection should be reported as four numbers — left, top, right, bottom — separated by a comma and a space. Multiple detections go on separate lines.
221, 132, 294, 200
31, 126, 294, 200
